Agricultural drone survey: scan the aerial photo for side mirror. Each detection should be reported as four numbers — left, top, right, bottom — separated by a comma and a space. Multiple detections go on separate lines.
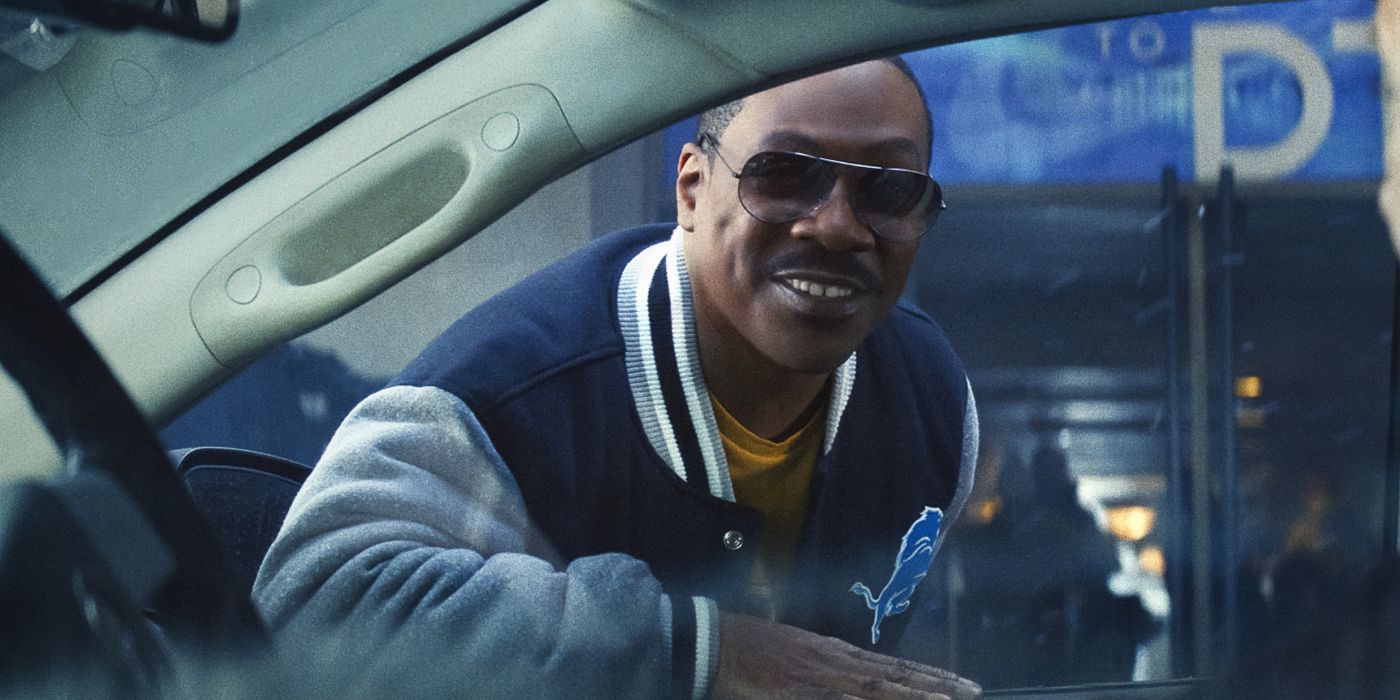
2, 0, 238, 42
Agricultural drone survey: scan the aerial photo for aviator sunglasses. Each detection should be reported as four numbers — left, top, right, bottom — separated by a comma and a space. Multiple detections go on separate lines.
698, 132, 946, 242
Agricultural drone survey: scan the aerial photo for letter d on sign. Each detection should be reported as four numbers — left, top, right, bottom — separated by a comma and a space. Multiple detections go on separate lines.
1193, 23, 1334, 182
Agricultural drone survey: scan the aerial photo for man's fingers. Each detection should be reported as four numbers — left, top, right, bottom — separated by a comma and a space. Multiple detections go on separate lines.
858, 675, 957, 700
836, 695, 949, 700
894, 656, 982, 697
843, 648, 981, 699
881, 664, 979, 700
714, 613, 981, 700
811, 641, 977, 699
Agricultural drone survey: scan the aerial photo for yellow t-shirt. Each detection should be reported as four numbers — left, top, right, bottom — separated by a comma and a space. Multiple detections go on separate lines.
710, 393, 824, 619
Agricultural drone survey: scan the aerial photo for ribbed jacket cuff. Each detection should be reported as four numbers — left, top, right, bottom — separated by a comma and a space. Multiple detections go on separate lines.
663, 594, 719, 700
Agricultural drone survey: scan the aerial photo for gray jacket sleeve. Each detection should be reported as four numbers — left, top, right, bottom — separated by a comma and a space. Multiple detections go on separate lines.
252, 385, 719, 699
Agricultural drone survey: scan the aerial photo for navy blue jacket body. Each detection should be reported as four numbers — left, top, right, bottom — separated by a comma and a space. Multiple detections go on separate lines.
395, 223, 976, 664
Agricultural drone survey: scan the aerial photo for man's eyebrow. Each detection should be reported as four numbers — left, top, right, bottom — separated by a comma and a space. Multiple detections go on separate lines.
758, 130, 925, 167
758, 130, 822, 153
872, 138, 924, 164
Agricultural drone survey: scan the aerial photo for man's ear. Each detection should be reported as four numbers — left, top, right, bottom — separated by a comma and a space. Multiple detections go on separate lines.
675, 142, 705, 232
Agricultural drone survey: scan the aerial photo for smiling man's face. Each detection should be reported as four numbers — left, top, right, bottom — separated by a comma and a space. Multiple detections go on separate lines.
677, 61, 931, 376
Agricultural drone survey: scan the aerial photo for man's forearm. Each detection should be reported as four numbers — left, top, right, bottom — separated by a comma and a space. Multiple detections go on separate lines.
252, 385, 710, 698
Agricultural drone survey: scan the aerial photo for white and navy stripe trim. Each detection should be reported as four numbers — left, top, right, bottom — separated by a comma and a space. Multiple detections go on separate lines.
823, 353, 857, 455
690, 597, 719, 700
619, 241, 686, 482
666, 239, 733, 501
619, 226, 859, 501
663, 594, 720, 700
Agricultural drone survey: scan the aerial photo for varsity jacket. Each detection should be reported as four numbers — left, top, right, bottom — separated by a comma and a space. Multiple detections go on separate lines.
254, 223, 977, 700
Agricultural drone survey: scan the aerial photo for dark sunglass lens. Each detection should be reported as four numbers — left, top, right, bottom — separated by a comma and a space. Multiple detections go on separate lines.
854, 169, 938, 241
739, 153, 831, 222
861, 170, 928, 217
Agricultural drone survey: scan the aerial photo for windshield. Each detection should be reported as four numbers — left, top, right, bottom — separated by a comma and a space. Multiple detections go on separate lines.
0, 0, 530, 298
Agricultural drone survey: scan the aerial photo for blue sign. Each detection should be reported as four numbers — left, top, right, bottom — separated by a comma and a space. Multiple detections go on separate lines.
914, 0, 1378, 183
664, 0, 1379, 185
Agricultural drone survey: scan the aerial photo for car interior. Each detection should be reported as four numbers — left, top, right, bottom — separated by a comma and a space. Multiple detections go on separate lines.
0, 0, 1392, 696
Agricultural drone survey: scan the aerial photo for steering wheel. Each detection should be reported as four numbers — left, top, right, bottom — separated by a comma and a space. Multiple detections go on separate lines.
0, 228, 263, 692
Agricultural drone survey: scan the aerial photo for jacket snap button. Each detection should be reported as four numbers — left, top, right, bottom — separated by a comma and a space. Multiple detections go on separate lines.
722, 530, 744, 551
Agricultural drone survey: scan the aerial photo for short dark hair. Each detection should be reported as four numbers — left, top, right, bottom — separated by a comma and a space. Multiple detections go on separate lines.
694, 56, 934, 167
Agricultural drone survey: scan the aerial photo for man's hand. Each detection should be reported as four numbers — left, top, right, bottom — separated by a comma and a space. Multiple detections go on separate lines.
712, 613, 981, 699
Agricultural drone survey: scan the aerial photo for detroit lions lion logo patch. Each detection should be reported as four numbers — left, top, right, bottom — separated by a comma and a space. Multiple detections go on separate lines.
850, 506, 943, 644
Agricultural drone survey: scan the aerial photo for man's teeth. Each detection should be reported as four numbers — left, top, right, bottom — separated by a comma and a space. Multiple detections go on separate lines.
785, 278, 854, 299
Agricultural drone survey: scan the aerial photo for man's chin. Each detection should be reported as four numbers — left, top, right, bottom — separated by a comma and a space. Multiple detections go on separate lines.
762, 340, 859, 376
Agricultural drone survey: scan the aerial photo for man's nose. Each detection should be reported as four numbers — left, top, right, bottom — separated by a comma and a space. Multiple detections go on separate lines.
790, 177, 876, 251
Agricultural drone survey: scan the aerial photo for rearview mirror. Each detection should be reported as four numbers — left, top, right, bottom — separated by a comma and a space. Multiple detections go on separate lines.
1, 0, 238, 42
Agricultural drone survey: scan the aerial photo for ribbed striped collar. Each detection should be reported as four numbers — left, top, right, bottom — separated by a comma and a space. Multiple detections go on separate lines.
618, 226, 858, 502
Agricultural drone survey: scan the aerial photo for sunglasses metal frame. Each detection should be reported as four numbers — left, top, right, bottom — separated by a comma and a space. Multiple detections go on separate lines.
698, 133, 946, 241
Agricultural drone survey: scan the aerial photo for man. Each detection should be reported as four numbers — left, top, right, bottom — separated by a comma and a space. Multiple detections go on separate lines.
255, 58, 979, 699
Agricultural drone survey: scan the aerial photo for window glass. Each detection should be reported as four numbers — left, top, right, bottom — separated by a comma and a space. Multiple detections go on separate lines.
0, 0, 525, 296
900, 0, 1384, 686
164, 0, 1388, 688
162, 136, 670, 467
